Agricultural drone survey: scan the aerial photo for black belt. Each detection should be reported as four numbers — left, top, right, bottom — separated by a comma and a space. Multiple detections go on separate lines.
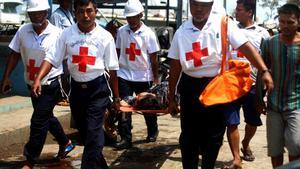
48, 75, 60, 81
71, 75, 104, 89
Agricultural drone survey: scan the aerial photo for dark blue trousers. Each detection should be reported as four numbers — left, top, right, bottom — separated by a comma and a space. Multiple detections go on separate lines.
24, 79, 69, 165
178, 73, 226, 169
70, 75, 110, 169
117, 77, 158, 142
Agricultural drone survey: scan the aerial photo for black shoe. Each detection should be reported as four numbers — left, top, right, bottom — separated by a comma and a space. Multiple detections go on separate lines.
114, 140, 132, 150
21, 160, 34, 169
146, 131, 159, 142
55, 141, 75, 159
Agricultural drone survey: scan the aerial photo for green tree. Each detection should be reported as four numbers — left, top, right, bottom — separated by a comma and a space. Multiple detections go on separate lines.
287, 0, 300, 6
258, 0, 280, 19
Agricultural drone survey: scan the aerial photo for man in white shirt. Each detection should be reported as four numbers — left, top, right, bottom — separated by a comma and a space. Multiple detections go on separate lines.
114, 0, 160, 149
167, 0, 273, 168
223, 0, 270, 168
1, 0, 74, 168
32, 0, 120, 168
50, 0, 75, 107
50, 0, 74, 29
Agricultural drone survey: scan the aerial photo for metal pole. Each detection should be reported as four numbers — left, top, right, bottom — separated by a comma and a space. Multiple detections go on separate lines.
48, 0, 53, 18
223, 0, 226, 11
166, 0, 169, 26
144, 0, 148, 25
254, 0, 257, 21
177, 0, 183, 29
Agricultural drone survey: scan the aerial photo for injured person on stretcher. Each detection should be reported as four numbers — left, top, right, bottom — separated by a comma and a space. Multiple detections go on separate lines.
103, 82, 180, 144
119, 81, 179, 115
120, 92, 167, 113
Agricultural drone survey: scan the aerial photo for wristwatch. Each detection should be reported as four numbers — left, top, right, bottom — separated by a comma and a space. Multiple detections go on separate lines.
113, 97, 121, 102
261, 69, 271, 74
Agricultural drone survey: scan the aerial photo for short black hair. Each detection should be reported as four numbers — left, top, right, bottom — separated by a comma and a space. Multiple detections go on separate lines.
134, 94, 162, 110
236, 0, 256, 17
278, 3, 300, 19
74, 0, 97, 10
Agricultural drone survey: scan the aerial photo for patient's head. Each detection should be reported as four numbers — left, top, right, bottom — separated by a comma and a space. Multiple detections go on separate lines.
134, 92, 162, 110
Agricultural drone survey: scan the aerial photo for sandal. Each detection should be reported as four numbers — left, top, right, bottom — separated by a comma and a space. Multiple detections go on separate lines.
222, 163, 242, 169
241, 148, 255, 161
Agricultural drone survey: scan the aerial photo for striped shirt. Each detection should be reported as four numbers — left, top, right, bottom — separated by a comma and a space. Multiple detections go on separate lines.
258, 34, 300, 112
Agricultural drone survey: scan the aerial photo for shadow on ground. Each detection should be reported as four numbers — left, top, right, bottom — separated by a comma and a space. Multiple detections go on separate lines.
108, 144, 180, 169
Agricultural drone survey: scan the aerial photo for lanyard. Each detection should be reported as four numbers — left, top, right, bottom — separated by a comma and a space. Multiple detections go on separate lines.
59, 7, 74, 25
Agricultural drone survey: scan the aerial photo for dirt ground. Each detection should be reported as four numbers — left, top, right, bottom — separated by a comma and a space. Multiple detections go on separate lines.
0, 112, 289, 169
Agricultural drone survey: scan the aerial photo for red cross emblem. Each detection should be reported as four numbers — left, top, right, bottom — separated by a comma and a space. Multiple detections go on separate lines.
125, 43, 141, 61
237, 50, 244, 58
72, 46, 96, 73
185, 42, 208, 67
26, 59, 40, 81
233, 48, 244, 58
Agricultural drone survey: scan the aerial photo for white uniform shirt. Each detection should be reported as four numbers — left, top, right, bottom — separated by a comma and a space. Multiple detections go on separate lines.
231, 23, 270, 81
45, 23, 119, 82
168, 14, 248, 78
9, 21, 63, 85
50, 7, 74, 29
116, 23, 160, 81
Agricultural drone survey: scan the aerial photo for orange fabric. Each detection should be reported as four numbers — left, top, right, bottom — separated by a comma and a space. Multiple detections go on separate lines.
120, 106, 168, 114
199, 60, 253, 106
199, 16, 253, 106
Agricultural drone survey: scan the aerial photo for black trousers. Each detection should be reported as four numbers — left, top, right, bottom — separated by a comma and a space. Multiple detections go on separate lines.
70, 75, 110, 169
24, 79, 69, 165
178, 73, 226, 169
117, 77, 158, 142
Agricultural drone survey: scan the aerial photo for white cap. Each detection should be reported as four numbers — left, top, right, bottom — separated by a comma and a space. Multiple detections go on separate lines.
263, 19, 277, 29
211, 2, 226, 15
27, 0, 50, 12
193, 0, 213, 2
124, 0, 144, 17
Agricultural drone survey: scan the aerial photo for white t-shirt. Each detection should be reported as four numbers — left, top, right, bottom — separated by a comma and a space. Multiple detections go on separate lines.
45, 23, 119, 82
230, 23, 270, 81
168, 14, 248, 78
116, 23, 160, 81
9, 21, 63, 85
50, 7, 74, 29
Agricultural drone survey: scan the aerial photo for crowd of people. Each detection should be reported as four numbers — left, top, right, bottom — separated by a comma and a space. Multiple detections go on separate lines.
0, 0, 299, 168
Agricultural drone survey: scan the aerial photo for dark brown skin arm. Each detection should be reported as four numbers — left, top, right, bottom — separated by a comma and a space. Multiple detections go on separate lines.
108, 70, 119, 99
149, 52, 159, 84
168, 59, 181, 115
1, 50, 21, 93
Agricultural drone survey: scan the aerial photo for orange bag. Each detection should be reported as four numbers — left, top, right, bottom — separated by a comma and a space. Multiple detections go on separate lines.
199, 16, 253, 106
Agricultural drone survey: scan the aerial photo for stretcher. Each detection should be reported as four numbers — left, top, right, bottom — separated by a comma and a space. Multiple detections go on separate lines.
119, 105, 168, 115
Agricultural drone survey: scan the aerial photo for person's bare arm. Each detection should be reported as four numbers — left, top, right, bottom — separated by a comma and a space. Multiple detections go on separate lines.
149, 52, 159, 84
108, 70, 119, 99
1, 51, 21, 93
168, 59, 181, 115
